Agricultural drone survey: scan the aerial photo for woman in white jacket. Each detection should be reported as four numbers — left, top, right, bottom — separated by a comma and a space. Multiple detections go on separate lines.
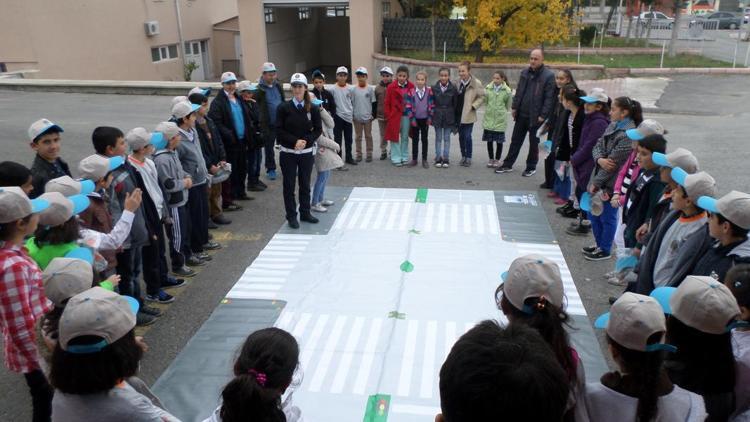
310, 93, 344, 213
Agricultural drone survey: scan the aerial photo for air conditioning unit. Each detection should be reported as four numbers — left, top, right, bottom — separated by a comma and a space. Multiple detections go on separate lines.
144, 21, 160, 36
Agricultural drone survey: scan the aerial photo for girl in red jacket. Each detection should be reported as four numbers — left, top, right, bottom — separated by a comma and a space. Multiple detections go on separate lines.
384, 65, 414, 167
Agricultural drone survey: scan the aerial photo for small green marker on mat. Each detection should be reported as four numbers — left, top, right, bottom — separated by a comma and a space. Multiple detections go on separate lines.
415, 188, 428, 203
387, 311, 406, 319
363, 394, 391, 422
400, 260, 414, 272
408, 229, 421, 234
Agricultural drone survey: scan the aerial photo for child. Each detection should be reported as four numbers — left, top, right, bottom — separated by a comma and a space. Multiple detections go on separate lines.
482, 70, 512, 168
153, 122, 195, 279
205, 327, 303, 422
652, 275, 742, 421
28, 118, 71, 198
633, 168, 715, 294
332, 66, 356, 165
431, 67, 458, 168
549, 85, 585, 208
588, 293, 706, 421
437, 321, 569, 422
375, 67, 393, 161
544, 70, 578, 190
497, 254, 585, 421
455, 61, 485, 167
567, 88, 610, 237
0, 187, 52, 421
407, 70, 434, 168
352, 67, 377, 163
583, 96, 643, 261
0, 161, 34, 196
310, 94, 343, 214
255, 64, 284, 181
49, 287, 179, 421
384, 65, 414, 167
235, 82, 265, 194
725, 265, 750, 419
311, 70, 336, 116
126, 128, 177, 305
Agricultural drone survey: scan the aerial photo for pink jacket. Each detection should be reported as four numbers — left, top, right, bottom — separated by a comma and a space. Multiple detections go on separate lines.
614, 150, 640, 206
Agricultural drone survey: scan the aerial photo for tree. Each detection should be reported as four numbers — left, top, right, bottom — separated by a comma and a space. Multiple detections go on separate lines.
668, 0, 683, 58
456, 0, 575, 62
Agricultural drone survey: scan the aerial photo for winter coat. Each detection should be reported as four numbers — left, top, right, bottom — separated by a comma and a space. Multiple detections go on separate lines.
319, 106, 335, 139
375, 81, 388, 120
692, 237, 750, 281
153, 149, 189, 208
196, 116, 227, 168
554, 107, 585, 162
78, 192, 117, 270
208, 89, 254, 149
570, 111, 609, 189
30, 155, 71, 199
176, 127, 209, 186
590, 119, 637, 193
633, 210, 682, 295
275, 100, 322, 150
315, 135, 343, 172
407, 86, 434, 126
243, 99, 264, 149
482, 82, 512, 132
456, 76, 485, 124
311, 86, 336, 116
107, 162, 150, 249
623, 169, 665, 248
256, 80, 285, 136
384, 80, 414, 141
431, 81, 458, 128
512, 64, 557, 124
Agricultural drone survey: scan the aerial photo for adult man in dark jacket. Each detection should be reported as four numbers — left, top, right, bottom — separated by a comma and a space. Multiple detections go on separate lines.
208, 71, 254, 206
256, 62, 285, 181
498, 49, 557, 177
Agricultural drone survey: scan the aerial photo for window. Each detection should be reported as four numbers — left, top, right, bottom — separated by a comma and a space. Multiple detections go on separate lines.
265, 7, 276, 24
298, 7, 310, 20
326, 6, 348, 17
150, 44, 178, 62
382, 1, 390, 17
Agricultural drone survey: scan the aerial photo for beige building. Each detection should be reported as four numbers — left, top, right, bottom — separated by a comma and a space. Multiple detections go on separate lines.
0, 0, 402, 82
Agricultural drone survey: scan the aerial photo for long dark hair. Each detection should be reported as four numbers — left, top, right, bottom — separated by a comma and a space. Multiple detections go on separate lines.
219, 327, 300, 422
557, 69, 578, 100
607, 333, 668, 422
34, 217, 79, 246
561, 84, 585, 108
500, 294, 577, 384
614, 96, 644, 125
727, 264, 750, 309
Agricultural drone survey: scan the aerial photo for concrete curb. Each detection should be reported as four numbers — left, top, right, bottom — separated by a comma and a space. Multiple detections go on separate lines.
607, 67, 750, 76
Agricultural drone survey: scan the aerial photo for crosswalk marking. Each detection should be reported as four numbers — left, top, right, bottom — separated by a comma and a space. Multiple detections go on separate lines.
330, 316, 365, 394
397, 320, 419, 397
385, 202, 401, 231
419, 321, 438, 399
353, 318, 384, 395
516, 243, 587, 315
301, 314, 329, 369
309, 315, 348, 392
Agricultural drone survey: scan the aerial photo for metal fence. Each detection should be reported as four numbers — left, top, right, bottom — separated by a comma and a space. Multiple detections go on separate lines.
382, 18, 465, 52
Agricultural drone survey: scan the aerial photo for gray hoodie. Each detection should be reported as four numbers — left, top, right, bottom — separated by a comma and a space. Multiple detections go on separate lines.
153, 149, 189, 208
176, 127, 209, 187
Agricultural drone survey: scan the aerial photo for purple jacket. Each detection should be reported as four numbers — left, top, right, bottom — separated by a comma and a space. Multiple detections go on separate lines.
570, 111, 609, 188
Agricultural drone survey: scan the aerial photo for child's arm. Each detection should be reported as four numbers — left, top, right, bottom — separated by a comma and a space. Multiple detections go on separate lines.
370, 87, 377, 119
155, 159, 185, 193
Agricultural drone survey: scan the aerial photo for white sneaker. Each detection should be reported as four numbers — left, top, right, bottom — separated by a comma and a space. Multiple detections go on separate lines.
311, 204, 328, 213
321, 200, 335, 206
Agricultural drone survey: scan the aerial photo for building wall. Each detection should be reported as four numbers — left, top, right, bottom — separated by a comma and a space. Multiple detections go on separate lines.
212, 17, 241, 78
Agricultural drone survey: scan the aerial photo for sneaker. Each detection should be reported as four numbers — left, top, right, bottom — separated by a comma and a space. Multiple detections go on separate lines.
212, 214, 232, 225
460, 157, 466, 166
442, 160, 449, 168
608, 296, 619, 305
422, 160, 429, 169
566, 221, 592, 236
556, 201, 573, 214
337, 166, 349, 171
288, 218, 300, 229
465, 158, 472, 167
172, 266, 196, 278
203, 241, 222, 250
311, 203, 328, 213
186, 256, 206, 267
522, 169, 537, 177
345, 158, 358, 165
435, 159, 443, 168
553, 198, 568, 205
196, 252, 212, 261
247, 183, 266, 192
366, 156, 373, 163
222, 203, 243, 212
582, 245, 598, 254
406, 160, 418, 167
136, 312, 157, 326
607, 276, 627, 286
162, 277, 187, 289
602, 271, 617, 280
321, 200, 335, 206
300, 213, 319, 224
560, 207, 580, 219
380, 152, 388, 160
394, 162, 403, 167
255, 180, 268, 189
356, 156, 363, 162
267, 170, 277, 180
584, 248, 612, 261
146, 290, 175, 304
207, 219, 218, 229
547, 191, 559, 198
495, 165, 513, 174
486, 161, 495, 168
140, 304, 163, 317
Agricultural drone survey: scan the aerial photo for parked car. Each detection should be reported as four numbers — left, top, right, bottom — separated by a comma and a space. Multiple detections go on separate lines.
638, 11, 675, 29
695, 11, 745, 29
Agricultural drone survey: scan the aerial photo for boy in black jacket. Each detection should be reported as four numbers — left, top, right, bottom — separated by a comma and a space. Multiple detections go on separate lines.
237, 81, 266, 192
28, 118, 71, 198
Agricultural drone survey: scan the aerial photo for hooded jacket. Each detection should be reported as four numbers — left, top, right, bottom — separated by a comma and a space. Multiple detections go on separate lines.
590, 119, 637, 193
431, 80, 458, 128
482, 82, 512, 132
456, 75, 485, 124
570, 111, 609, 189
153, 149, 189, 208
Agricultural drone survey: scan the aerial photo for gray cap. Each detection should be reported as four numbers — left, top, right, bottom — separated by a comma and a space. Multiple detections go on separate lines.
171, 101, 200, 119
652, 148, 699, 174
671, 169, 717, 200
501, 254, 565, 313
171, 95, 188, 108
37, 192, 90, 226
43, 258, 94, 307
0, 187, 49, 224
44, 176, 95, 197
697, 190, 750, 230
78, 155, 124, 181
155, 121, 180, 140
595, 292, 673, 352
666, 276, 740, 335
125, 127, 152, 151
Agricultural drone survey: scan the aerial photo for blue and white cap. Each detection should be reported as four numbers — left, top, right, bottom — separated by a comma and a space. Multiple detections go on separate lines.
670, 168, 717, 199
0, 187, 49, 224
262, 62, 277, 73
221, 71, 238, 84
595, 292, 676, 353
580, 87, 609, 104
625, 119, 665, 141
78, 155, 125, 181
171, 101, 201, 119
189, 86, 211, 97
651, 147, 699, 173
698, 191, 750, 230
28, 118, 64, 142
290, 73, 308, 86
44, 176, 95, 197
37, 192, 90, 226
499, 254, 564, 314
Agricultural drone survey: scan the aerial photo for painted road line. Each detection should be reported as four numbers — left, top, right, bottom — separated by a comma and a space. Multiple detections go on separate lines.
301, 314, 330, 370
353, 318, 384, 395
397, 320, 419, 397
331, 316, 366, 394
419, 320, 438, 399
309, 315, 348, 392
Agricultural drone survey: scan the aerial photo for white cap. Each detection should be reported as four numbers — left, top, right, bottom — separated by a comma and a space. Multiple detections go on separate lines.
670, 169, 717, 200
188, 86, 211, 97
237, 80, 258, 93
78, 155, 125, 181
355, 66, 368, 75
380, 66, 394, 75
698, 191, 750, 230
625, 119, 666, 141
43, 258, 94, 307
0, 187, 49, 224
58, 287, 139, 353
37, 192, 90, 226
155, 121, 180, 140
221, 71, 238, 84
28, 118, 64, 142
651, 148, 699, 174
290, 73, 308, 86
500, 254, 565, 313
651, 275, 742, 335
171, 101, 201, 119
581, 88, 609, 104
262, 62, 277, 73
171, 96, 188, 108
336, 66, 349, 75
125, 127, 165, 151
44, 176, 95, 197
595, 292, 675, 353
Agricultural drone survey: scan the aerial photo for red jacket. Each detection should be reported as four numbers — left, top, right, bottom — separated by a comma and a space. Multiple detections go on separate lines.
384, 80, 414, 142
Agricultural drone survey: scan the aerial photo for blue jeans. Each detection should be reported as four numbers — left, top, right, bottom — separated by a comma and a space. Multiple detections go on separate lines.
458, 123, 474, 159
589, 201, 618, 255
434, 126, 452, 161
553, 168, 572, 200
312, 170, 330, 205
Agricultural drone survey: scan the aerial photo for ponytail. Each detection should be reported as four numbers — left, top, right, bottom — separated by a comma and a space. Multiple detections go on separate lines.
614, 97, 643, 126
220, 372, 285, 422
608, 334, 666, 422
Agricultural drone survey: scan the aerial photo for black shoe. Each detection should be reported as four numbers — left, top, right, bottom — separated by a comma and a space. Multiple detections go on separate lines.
235, 194, 254, 201
584, 248, 612, 261
136, 312, 157, 326
162, 277, 186, 289
213, 215, 232, 225
300, 214, 319, 224
203, 241, 222, 250
566, 221, 592, 236
522, 169, 537, 177
539, 182, 552, 189
345, 158, 358, 165
255, 180, 268, 189
556, 201, 574, 213
140, 304, 163, 317
560, 207, 580, 219
288, 218, 300, 229
146, 290, 175, 304
207, 220, 219, 229
495, 165, 513, 174
172, 266, 196, 278
186, 256, 206, 267
380, 152, 388, 160
581, 245, 598, 254
196, 252, 212, 261
247, 183, 266, 192
608, 296, 619, 305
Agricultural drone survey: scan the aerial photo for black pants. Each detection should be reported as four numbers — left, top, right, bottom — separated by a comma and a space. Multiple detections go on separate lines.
333, 114, 354, 161
116, 246, 142, 302
167, 205, 191, 270
264, 128, 277, 172
187, 185, 209, 253
502, 116, 541, 170
487, 142, 503, 160
141, 225, 163, 296
227, 144, 247, 199
411, 119, 429, 161
24, 370, 53, 422
156, 222, 170, 285
280, 151, 314, 220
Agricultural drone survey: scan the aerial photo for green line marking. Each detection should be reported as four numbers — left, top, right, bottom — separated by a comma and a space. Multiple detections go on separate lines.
415, 187, 428, 203
400, 260, 414, 272
363, 394, 391, 422
408, 229, 421, 234
387, 311, 406, 319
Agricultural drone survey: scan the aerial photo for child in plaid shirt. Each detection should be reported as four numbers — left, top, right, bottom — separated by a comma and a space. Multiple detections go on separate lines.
0, 186, 53, 421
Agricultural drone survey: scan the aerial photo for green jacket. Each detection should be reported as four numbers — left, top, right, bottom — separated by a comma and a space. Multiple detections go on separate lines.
482, 82, 512, 132
25, 238, 78, 270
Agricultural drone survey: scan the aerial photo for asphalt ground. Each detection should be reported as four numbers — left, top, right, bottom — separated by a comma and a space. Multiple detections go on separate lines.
1, 74, 749, 420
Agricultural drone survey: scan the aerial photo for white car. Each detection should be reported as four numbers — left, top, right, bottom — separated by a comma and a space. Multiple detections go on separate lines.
638, 11, 675, 28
